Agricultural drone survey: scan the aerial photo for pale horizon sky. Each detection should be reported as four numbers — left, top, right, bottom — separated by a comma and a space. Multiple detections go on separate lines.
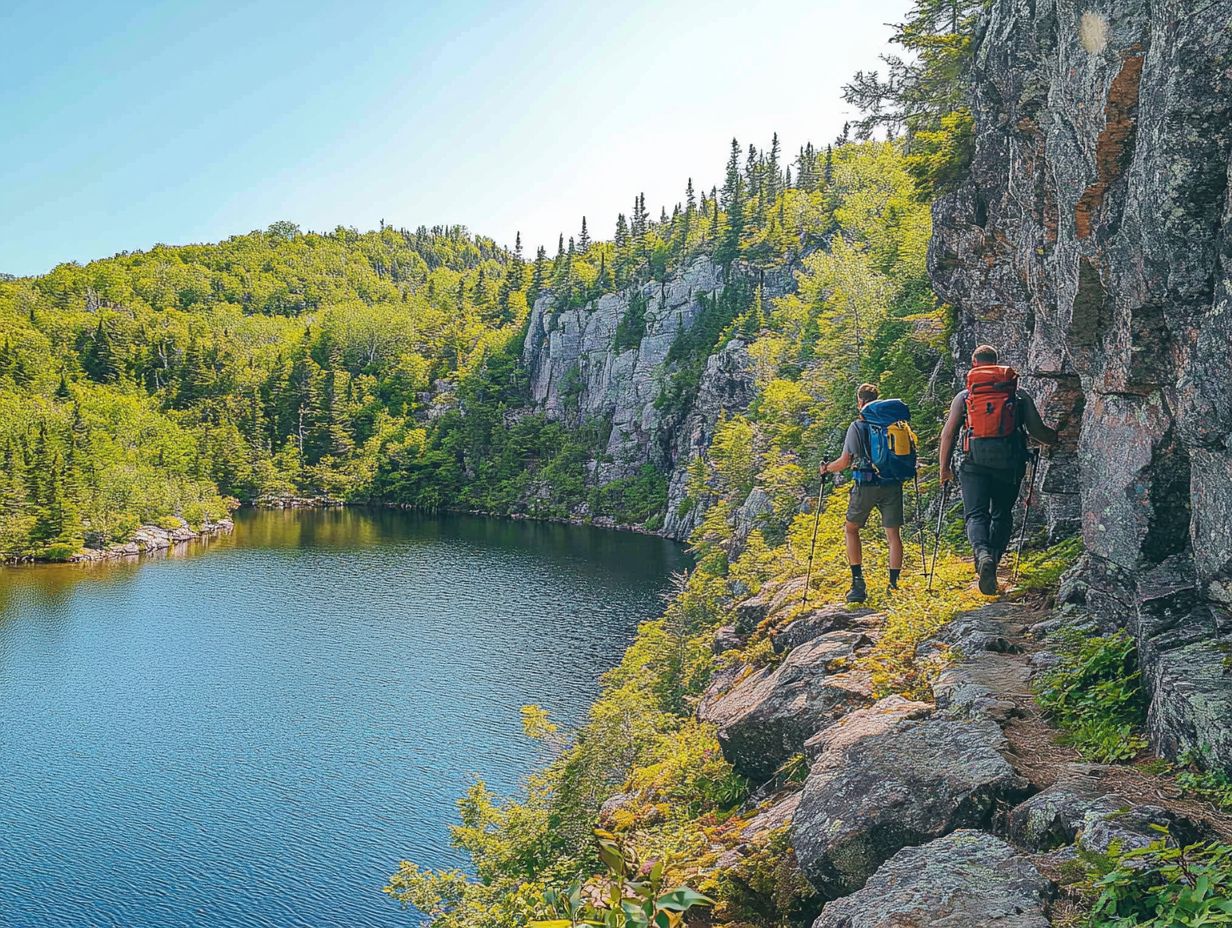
0, 0, 907, 277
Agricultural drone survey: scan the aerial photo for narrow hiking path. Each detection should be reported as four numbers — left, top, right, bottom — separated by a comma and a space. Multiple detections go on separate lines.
700, 568, 1232, 926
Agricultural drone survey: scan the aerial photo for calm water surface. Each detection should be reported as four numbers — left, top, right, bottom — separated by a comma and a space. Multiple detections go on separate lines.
0, 508, 686, 927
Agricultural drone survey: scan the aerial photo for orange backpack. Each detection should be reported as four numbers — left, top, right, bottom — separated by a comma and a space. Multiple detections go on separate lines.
962, 365, 1025, 470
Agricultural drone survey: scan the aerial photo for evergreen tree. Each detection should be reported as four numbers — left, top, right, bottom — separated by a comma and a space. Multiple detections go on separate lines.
577, 217, 590, 252
529, 245, 549, 304
766, 132, 782, 203
716, 138, 746, 266
82, 319, 121, 384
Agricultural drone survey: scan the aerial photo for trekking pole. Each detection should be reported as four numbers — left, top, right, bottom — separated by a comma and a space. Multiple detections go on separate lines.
927, 481, 950, 593
801, 470, 829, 608
1011, 448, 1042, 584
913, 472, 928, 577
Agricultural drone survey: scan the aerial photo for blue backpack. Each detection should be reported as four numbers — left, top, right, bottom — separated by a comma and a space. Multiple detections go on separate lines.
854, 399, 918, 485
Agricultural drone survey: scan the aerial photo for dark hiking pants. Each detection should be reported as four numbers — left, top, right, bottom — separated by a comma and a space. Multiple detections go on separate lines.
959, 465, 1023, 563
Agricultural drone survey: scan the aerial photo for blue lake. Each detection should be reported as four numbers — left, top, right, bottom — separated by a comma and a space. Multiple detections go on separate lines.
0, 508, 686, 927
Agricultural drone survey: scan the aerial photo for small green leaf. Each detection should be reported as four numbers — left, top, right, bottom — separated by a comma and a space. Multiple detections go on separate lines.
655, 887, 714, 912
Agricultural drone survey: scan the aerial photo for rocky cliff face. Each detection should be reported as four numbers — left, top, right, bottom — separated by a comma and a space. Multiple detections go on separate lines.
931, 0, 1232, 767
522, 257, 793, 539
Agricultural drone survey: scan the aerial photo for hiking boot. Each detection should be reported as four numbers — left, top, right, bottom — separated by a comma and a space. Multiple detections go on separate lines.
846, 575, 867, 604
977, 554, 999, 596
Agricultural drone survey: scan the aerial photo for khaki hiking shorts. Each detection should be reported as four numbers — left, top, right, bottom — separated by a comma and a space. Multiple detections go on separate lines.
846, 482, 905, 529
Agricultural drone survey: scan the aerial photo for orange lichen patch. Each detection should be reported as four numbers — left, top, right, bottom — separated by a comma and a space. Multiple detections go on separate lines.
1075, 48, 1145, 239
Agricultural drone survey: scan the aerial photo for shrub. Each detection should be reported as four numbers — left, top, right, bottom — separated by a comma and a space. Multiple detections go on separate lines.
612, 293, 649, 352
1035, 630, 1147, 763
40, 542, 79, 562
530, 830, 713, 928
1083, 832, 1232, 927
1174, 752, 1232, 813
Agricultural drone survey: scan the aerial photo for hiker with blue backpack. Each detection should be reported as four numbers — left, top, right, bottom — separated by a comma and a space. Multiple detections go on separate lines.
821, 383, 919, 604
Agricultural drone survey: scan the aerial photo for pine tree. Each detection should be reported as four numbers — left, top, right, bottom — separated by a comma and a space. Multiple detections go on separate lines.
529, 245, 549, 304
766, 132, 782, 203
631, 194, 649, 259
471, 268, 489, 308
825, 144, 834, 185
176, 335, 210, 408
597, 251, 614, 292
716, 138, 746, 267
614, 213, 633, 285
82, 319, 121, 384
577, 217, 590, 253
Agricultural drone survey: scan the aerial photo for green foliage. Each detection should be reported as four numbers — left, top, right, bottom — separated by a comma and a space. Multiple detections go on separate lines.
612, 293, 649, 353
905, 108, 976, 196
1174, 752, 1232, 813
1083, 831, 1232, 927
1016, 536, 1084, 593
709, 827, 819, 928
1035, 630, 1148, 763
589, 466, 668, 528
530, 831, 713, 928
0, 223, 522, 558
843, 1, 986, 197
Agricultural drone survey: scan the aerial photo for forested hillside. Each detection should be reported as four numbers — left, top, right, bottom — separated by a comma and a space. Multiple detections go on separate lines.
0, 131, 940, 561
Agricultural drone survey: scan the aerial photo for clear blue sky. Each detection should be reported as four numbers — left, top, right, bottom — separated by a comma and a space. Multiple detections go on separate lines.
0, 0, 905, 277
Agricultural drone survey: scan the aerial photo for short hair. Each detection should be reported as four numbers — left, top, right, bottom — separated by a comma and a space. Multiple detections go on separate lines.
973, 344, 999, 363
856, 382, 880, 405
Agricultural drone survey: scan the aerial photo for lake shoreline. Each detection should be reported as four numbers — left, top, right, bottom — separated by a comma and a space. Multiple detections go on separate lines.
255, 494, 676, 540
2, 497, 677, 570
1, 517, 235, 567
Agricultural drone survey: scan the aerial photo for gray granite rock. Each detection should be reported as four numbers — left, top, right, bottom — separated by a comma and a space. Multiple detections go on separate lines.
931, 0, 1232, 769
792, 718, 1030, 898
811, 830, 1053, 928
699, 631, 874, 783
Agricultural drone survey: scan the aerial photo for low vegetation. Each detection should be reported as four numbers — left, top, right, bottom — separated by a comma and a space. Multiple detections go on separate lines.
1035, 630, 1147, 763
1081, 832, 1232, 927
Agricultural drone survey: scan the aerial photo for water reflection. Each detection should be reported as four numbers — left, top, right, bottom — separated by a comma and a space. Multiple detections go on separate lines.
0, 508, 687, 928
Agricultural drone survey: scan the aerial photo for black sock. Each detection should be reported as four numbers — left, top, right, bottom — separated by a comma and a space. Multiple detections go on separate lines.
851, 564, 863, 580
889, 568, 901, 588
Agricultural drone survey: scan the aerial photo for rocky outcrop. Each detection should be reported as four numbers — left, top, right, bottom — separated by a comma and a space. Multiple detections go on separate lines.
932, 0, 1232, 770
811, 830, 1053, 928
699, 630, 874, 783
71, 517, 234, 562
792, 717, 1030, 898
521, 257, 791, 539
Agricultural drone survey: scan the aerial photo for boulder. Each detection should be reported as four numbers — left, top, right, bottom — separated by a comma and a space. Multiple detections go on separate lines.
792, 718, 1030, 898
1007, 765, 1123, 851
917, 604, 1024, 661
812, 830, 1053, 928
713, 625, 745, 654
699, 631, 873, 783
804, 695, 932, 760
1078, 803, 1204, 856
772, 607, 876, 653
740, 792, 802, 843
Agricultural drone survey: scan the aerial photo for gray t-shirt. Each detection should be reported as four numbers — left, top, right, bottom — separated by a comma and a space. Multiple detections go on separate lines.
843, 420, 870, 468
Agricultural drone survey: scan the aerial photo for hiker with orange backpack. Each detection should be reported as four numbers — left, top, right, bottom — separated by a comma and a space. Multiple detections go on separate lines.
939, 345, 1058, 595
822, 383, 919, 603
